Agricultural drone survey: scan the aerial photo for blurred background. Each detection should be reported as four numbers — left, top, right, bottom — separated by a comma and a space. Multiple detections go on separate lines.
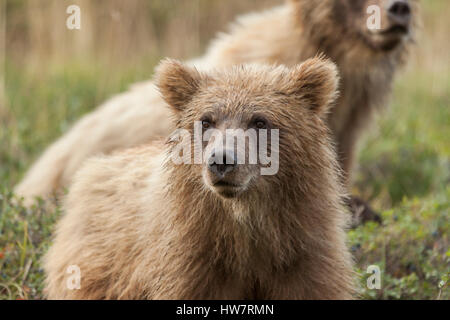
0, 0, 448, 299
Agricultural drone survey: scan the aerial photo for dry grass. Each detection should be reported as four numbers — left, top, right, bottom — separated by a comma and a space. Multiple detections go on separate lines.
5, 0, 278, 68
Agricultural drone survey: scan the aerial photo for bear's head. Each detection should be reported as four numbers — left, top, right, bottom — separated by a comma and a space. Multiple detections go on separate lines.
156, 58, 340, 200
290, 0, 419, 52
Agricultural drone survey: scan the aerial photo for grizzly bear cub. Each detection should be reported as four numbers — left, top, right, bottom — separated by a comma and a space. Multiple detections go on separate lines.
44, 58, 356, 300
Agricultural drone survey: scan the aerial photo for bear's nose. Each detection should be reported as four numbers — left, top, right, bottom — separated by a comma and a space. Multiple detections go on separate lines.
208, 149, 237, 177
388, 0, 411, 23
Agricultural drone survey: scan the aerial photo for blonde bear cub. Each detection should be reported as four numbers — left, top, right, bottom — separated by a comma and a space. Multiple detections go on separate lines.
44, 58, 356, 300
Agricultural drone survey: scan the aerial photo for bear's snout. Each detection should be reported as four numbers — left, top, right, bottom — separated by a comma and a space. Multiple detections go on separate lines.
207, 148, 237, 178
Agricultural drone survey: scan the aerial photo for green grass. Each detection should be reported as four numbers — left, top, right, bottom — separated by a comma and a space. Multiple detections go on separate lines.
0, 192, 60, 299
349, 68, 450, 299
350, 189, 449, 299
356, 70, 450, 207
0, 54, 449, 300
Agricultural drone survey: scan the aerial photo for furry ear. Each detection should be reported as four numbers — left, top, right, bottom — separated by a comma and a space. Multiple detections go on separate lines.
155, 58, 204, 112
287, 57, 339, 116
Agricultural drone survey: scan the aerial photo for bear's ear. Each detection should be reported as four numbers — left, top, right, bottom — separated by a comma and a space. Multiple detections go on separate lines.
155, 58, 204, 112
287, 57, 339, 116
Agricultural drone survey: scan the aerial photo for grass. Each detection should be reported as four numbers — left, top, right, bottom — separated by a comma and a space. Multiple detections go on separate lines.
351, 189, 449, 299
0, 194, 60, 299
350, 67, 450, 299
0, 0, 449, 300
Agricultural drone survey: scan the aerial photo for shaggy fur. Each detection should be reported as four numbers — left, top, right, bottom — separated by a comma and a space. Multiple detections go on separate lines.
44, 58, 356, 300
15, 0, 419, 204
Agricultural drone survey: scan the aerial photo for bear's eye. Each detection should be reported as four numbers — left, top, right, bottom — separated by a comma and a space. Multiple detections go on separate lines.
255, 120, 266, 129
252, 118, 267, 129
202, 120, 211, 130
200, 114, 214, 130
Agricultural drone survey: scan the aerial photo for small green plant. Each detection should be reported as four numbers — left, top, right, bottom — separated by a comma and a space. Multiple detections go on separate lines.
350, 188, 449, 300
0, 191, 60, 299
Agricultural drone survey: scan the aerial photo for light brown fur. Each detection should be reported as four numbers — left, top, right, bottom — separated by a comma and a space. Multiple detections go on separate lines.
44, 58, 356, 300
16, 0, 419, 203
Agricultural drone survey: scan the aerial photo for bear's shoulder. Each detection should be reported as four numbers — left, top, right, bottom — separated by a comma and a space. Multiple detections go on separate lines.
67, 142, 165, 211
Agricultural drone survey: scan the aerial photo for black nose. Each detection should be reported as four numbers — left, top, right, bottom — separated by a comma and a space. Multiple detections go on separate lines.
208, 149, 237, 177
389, 0, 411, 20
